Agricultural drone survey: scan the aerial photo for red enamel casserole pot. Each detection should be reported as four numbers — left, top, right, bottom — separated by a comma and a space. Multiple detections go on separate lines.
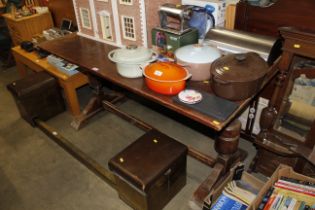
143, 62, 191, 95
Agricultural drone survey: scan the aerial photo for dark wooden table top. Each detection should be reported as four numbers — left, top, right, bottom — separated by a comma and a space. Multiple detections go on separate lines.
39, 34, 276, 132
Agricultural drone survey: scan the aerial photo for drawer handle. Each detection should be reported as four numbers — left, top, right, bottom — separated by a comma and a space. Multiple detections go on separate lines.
293, 44, 301, 49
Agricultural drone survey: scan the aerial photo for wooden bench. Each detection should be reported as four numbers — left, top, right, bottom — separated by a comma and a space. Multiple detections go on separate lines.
12, 46, 89, 116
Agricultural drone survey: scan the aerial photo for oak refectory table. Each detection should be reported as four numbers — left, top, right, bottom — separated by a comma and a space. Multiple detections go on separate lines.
38, 33, 278, 206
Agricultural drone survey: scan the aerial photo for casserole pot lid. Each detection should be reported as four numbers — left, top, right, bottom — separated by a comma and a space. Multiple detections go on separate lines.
175, 44, 221, 64
144, 62, 188, 81
211, 52, 268, 82
113, 45, 153, 63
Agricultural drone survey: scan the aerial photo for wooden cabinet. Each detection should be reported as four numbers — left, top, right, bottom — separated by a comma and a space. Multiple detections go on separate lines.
3, 12, 53, 45
47, 0, 77, 28
250, 27, 315, 177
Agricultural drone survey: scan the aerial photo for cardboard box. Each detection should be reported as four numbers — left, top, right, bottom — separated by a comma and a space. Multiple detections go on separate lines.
151, 28, 198, 58
203, 165, 265, 209
248, 164, 315, 209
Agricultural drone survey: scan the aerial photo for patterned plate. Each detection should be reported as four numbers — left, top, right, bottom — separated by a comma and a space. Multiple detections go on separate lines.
178, 89, 203, 104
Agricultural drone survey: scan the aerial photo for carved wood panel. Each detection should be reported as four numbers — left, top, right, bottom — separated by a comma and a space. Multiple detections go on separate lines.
235, 0, 315, 37
47, 0, 77, 28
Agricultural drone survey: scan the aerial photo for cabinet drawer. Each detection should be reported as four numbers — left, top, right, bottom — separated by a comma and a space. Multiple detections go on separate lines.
283, 39, 315, 58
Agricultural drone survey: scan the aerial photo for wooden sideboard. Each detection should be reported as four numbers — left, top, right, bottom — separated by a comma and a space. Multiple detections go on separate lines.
235, 0, 315, 37
250, 27, 315, 177
3, 12, 53, 45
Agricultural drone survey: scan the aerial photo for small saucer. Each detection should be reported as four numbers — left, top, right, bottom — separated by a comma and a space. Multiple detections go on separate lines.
178, 89, 203, 104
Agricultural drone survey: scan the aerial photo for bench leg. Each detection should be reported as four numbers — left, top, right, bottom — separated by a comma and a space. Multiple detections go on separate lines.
14, 58, 28, 77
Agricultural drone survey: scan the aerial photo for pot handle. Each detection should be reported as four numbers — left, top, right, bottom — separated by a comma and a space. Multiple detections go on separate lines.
175, 63, 192, 80
146, 51, 158, 63
139, 63, 146, 71
139, 63, 152, 73
184, 73, 192, 80
108, 49, 119, 63
138, 52, 159, 72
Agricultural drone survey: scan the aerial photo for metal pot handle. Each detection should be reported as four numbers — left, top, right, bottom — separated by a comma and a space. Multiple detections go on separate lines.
139, 52, 159, 72
139, 63, 148, 71
234, 54, 247, 62
108, 49, 119, 63
184, 73, 192, 80
175, 64, 192, 80
146, 51, 158, 63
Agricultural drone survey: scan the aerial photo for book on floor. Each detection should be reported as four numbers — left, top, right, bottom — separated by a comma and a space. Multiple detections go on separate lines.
210, 191, 248, 210
258, 176, 315, 210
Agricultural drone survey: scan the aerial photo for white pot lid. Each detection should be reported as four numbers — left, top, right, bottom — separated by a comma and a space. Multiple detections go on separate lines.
113, 45, 153, 63
175, 44, 221, 64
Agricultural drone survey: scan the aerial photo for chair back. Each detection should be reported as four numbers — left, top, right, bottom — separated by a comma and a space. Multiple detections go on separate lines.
24, 0, 40, 7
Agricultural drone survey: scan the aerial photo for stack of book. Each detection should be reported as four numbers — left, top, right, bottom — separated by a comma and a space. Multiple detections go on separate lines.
210, 180, 260, 210
258, 177, 315, 210
47, 55, 79, 75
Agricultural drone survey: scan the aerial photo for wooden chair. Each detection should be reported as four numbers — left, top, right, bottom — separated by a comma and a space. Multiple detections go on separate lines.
24, 0, 40, 7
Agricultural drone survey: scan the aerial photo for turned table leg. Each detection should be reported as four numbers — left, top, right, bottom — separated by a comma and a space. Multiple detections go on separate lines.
192, 120, 245, 207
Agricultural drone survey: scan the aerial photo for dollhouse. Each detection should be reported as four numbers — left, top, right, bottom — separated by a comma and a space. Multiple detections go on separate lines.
72, 0, 180, 47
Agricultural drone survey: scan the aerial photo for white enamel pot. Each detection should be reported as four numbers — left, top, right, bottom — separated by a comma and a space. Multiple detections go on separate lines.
108, 45, 157, 78
175, 44, 221, 81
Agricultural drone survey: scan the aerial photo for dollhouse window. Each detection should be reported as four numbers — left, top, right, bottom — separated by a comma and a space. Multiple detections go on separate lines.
79, 8, 92, 29
99, 12, 113, 41
119, 0, 133, 5
121, 16, 136, 41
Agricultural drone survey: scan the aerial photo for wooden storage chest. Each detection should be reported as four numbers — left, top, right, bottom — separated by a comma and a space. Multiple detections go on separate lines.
7, 71, 65, 126
109, 129, 188, 210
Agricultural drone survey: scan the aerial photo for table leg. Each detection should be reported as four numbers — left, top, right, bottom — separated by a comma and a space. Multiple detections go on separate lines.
59, 80, 81, 117
71, 74, 125, 130
192, 120, 246, 207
